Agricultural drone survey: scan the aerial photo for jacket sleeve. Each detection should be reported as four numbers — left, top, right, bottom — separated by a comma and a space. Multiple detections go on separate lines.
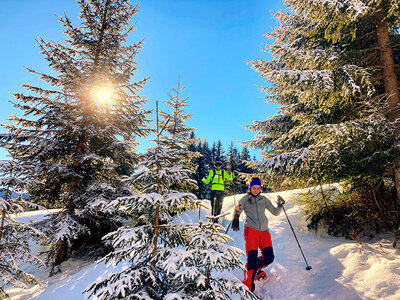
224, 170, 234, 181
235, 195, 247, 215
264, 196, 282, 216
202, 170, 213, 184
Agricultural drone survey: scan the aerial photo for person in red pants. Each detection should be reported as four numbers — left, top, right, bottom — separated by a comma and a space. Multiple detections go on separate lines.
232, 177, 285, 292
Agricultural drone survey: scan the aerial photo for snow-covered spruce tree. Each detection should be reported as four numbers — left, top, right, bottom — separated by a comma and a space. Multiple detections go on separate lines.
244, 0, 399, 190
85, 124, 255, 299
244, 0, 400, 236
283, 0, 400, 198
0, 0, 150, 274
159, 79, 201, 176
0, 159, 43, 299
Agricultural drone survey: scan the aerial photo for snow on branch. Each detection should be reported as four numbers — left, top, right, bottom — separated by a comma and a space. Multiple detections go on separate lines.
251, 148, 311, 172
284, 0, 370, 18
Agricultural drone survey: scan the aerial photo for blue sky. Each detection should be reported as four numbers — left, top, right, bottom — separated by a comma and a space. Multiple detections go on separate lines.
0, 0, 284, 160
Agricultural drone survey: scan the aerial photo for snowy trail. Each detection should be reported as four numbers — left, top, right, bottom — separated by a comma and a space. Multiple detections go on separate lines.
215, 190, 400, 300
6, 189, 400, 299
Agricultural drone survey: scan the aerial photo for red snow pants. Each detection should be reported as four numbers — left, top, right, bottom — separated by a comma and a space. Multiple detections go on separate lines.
243, 227, 275, 290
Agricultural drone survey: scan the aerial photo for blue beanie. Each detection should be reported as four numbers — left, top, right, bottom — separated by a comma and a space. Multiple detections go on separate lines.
248, 178, 262, 190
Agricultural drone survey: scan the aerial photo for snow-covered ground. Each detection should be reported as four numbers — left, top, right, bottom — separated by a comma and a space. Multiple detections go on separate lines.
6, 188, 400, 300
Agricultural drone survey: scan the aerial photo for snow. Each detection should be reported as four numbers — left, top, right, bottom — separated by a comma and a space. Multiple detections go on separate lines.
6, 188, 400, 300
310, 0, 369, 17
10, 209, 62, 223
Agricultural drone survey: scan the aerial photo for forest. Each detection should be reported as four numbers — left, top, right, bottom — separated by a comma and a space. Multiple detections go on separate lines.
0, 0, 399, 299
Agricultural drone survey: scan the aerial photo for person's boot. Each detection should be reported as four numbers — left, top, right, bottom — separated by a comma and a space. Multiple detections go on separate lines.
242, 278, 255, 292
255, 269, 266, 281
242, 269, 256, 292
255, 256, 267, 280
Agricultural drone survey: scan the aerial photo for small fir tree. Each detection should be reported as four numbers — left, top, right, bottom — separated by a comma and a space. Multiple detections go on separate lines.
85, 111, 255, 299
0, 159, 43, 299
159, 78, 201, 176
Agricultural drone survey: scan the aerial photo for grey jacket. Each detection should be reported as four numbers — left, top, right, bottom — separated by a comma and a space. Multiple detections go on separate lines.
237, 193, 282, 231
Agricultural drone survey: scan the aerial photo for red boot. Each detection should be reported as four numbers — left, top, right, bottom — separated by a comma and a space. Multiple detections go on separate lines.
255, 270, 266, 281
242, 270, 255, 292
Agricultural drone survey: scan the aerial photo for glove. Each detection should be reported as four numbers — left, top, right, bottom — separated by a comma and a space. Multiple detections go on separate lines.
232, 212, 240, 231
277, 195, 285, 207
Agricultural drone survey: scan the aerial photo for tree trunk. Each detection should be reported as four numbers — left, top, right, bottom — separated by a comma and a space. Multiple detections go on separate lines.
0, 174, 12, 240
50, 238, 68, 276
0, 209, 5, 240
52, 0, 112, 273
376, 8, 400, 204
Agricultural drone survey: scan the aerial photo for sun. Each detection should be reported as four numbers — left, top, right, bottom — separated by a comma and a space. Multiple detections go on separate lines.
90, 84, 116, 106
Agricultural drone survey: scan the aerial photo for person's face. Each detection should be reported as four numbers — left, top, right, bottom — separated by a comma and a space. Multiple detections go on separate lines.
215, 164, 221, 170
250, 185, 261, 195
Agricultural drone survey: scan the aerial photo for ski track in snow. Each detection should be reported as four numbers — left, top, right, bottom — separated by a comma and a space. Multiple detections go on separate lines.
6, 188, 400, 300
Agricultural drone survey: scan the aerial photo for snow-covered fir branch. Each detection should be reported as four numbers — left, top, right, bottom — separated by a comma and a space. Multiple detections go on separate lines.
0, 190, 44, 298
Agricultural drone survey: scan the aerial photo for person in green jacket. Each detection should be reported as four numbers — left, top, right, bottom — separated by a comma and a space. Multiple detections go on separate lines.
202, 160, 234, 222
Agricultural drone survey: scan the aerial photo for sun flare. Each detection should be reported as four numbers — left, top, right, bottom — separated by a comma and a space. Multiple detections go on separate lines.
90, 84, 116, 106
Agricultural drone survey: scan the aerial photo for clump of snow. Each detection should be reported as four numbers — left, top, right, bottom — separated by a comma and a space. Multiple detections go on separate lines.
6, 188, 400, 299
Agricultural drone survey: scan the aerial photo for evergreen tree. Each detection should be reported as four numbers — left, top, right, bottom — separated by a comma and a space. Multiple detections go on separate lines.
240, 146, 251, 163
211, 141, 218, 163
226, 142, 240, 195
159, 78, 201, 176
233, 146, 254, 193
188, 131, 198, 159
238, 146, 251, 175
215, 139, 226, 164
200, 141, 213, 199
85, 116, 255, 299
190, 137, 209, 200
280, 0, 400, 199
245, 0, 399, 189
0, 159, 43, 299
202, 141, 213, 169
227, 142, 240, 172
0, 0, 150, 274
245, 0, 400, 235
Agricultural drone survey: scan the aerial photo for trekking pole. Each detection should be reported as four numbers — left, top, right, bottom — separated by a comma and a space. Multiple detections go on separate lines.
225, 180, 237, 234
281, 203, 312, 270
225, 200, 235, 233
198, 201, 201, 221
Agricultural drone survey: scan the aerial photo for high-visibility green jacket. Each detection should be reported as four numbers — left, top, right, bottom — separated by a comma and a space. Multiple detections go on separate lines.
202, 169, 234, 191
